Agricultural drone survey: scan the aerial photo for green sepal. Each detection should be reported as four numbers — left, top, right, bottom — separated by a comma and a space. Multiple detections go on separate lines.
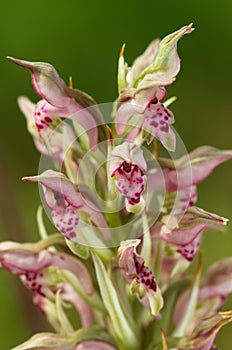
117, 44, 128, 93
65, 238, 90, 260
55, 290, 74, 334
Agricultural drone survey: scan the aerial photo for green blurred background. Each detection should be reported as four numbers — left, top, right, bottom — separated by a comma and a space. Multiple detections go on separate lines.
0, 0, 232, 348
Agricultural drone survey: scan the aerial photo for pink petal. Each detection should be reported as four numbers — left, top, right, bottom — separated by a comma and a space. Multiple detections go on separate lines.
35, 99, 98, 150
52, 202, 79, 240
116, 165, 145, 205
172, 186, 198, 214
176, 233, 202, 261
160, 221, 205, 247
165, 146, 232, 191
160, 207, 227, 247
0, 249, 51, 275
110, 142, 147, 176
115, 100, 143, 134
142, 102, 176, 150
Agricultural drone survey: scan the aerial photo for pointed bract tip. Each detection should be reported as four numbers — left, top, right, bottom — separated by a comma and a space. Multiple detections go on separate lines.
7, 56, 28, 68
222, 217, 229, 225
69, 76, 73, 89
120, 43, 126, 57
22, 176, 37, 182
6, 56, 43, 73
186, 22, 195, 33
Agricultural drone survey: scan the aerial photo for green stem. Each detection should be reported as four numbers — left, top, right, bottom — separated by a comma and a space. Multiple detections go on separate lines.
140, 209, 152, 267
153, 238, 163, 281
36, 205, 48, 240
24, 233, 65, 252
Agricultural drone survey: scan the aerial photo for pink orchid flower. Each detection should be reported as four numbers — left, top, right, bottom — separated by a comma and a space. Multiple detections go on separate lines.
7, 57, 101, 150
110, 142, 147, 212
23, 170, 110, 241
0, 244, 95, 329
18, 96, 77, 165
118, 239, 163, 315
159, 206, 228, 262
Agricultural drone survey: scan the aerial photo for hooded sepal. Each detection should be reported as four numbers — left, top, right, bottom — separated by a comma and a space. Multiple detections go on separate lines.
7, 56, 71, 106
8, 56, 99, 149
136, 23, 194, 88
128, 39, 160, 87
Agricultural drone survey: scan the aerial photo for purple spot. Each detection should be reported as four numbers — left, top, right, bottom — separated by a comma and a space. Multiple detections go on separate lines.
36, 123, 44, 130
151, 96, 158, 104
160, 125, 169, 132
122, 161, 132, 173
45, 116, 52, 123
149, 120, 158, 128
68, 218, 73, 225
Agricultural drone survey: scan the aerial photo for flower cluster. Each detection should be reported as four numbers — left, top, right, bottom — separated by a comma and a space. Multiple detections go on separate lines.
1, 23, 232, 350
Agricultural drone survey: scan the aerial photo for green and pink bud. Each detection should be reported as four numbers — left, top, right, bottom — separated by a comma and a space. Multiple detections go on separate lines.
115, 24, 194, 151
